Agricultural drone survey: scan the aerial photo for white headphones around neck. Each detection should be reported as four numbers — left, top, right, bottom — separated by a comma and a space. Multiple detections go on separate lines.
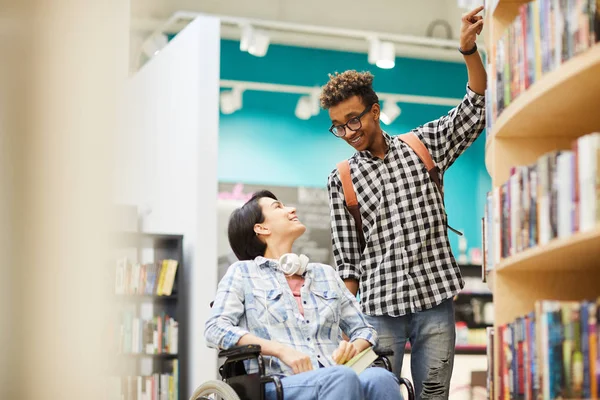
278, 253, 309, 276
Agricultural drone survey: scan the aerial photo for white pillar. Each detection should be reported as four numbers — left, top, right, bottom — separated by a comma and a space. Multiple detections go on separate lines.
0, 1, 129, 398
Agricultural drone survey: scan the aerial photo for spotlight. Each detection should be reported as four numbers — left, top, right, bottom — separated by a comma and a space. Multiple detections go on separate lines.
141, 33, 168, 58
295, 96, 312, 120
295, 92, 320, 120
220, 87, 243, 115
368, 38, 396, 69
240, 25, 270, 57
380, 100, 401, 125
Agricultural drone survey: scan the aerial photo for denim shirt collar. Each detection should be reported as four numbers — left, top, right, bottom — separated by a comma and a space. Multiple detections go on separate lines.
254, 255, 311, 277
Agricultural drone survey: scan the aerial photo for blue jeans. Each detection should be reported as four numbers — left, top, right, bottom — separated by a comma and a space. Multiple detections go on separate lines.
264, 366, 402, 400
366, 298, 456, 400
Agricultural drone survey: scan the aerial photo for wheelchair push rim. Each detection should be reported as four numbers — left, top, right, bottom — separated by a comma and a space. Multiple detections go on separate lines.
190, 380, 242, 400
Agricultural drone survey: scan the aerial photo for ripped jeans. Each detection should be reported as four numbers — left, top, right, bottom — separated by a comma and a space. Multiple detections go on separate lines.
365, 298, 456, 400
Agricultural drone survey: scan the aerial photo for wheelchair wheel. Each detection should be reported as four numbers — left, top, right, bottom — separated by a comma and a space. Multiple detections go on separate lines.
189, 380, 241, 400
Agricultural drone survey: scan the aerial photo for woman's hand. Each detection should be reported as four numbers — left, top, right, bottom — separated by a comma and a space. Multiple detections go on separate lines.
277, 346, 314, 375
332, 340, 359, 364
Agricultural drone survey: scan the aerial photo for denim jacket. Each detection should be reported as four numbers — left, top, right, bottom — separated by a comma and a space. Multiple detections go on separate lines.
204, 256, 377, 376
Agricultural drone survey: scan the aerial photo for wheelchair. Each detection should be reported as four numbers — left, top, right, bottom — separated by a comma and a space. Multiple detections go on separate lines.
190, 344, 415, 400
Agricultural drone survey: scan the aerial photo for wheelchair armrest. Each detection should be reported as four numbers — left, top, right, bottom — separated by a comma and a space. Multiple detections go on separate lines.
218, 344, 262, 360
375, 348, 394, 357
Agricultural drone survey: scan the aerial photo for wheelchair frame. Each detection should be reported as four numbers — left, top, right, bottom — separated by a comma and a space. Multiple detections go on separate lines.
191, 345, 415, 400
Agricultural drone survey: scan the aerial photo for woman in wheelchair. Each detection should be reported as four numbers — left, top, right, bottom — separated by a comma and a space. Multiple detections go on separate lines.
204, 190, 403, 400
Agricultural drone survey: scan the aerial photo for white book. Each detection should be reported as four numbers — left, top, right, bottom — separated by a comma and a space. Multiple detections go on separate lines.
493, 187, 501, 263
510, 170, 519, 255
538, 155, 551, 245
557, 151, 574, 238
579, 133, 600, 231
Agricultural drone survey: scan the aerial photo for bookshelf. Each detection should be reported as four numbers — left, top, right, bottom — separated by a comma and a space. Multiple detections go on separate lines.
111, 232, 186, 400
486, 43, 600, 185
483, 0, 600, 398
455, 264, 494, 355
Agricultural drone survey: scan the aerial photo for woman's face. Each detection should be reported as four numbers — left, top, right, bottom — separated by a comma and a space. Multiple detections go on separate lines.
256, 197, 306, 241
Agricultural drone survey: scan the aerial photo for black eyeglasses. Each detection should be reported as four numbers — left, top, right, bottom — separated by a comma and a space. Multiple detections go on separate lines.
329, 104, 373, 138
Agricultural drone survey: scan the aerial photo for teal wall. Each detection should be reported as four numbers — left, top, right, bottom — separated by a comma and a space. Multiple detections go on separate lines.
218, 39, 490, 256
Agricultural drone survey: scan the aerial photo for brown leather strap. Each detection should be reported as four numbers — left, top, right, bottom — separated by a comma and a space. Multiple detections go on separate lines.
398, 133, 462, 235
336, 160, 358, 207
336, 160, 366, 251
398, 132, 443, 197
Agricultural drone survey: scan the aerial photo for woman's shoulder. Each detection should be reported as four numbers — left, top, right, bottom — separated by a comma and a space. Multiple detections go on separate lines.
308, 262, 338, 278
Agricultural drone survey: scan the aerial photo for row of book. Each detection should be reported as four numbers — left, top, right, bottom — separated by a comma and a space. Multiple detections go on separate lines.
482, 132, 600, 268
107, 361, 178, 400
113, 312, 179, 356
485, 0, 600, 132
116, 258, 179, 296
491, 298, 599, 400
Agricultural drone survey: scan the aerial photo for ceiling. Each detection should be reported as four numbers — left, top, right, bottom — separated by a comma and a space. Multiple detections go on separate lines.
129, 0, 482, 70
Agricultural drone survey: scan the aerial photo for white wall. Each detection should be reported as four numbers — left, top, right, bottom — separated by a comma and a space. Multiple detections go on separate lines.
116, 15, 221, 397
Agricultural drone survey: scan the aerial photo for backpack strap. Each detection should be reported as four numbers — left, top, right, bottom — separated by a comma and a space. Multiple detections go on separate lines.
398, 132, 443, 197
336, 133, 462, 247
336, 160, 366, 251
398, 133, 463, 236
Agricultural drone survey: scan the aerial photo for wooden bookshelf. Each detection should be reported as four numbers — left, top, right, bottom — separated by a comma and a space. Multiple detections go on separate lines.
486, 42, 600, 185
493, 225, 600, 273
484, 2, 600, 398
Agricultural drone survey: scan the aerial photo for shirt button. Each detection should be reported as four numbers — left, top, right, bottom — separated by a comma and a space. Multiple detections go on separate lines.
306, 320, 310, 323
317, 355, 321, 358
303, 301, 307, 304
307, 338, 310, 341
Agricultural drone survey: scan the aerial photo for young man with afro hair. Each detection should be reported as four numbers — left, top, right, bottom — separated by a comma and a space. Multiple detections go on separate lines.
322, 6, 487, 400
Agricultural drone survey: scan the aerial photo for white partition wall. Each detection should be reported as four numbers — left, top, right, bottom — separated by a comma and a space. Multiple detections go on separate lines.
116, 16, 221, 397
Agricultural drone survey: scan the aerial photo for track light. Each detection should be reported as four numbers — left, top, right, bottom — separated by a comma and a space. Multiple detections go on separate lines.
295, 92, 320, 120
380, 100, 401, 125
240, 25, 270, 57
141, 33, 168, 58
220, 87, 244, 114
368, 38, 396, 69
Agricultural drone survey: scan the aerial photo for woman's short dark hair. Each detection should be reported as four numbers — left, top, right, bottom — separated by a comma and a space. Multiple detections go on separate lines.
227, 190, 277, 261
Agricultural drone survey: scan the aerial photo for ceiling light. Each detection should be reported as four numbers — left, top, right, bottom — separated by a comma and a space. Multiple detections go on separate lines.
368, 38, 396, 69
295, 92, 320, 120
295, 96, 313, 120
240, 25, 270, 57
380, 100, 401, 125
141, 33, 168, 58
220, 87, 244, 114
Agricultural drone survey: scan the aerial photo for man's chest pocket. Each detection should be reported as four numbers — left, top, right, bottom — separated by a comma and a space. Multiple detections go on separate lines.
248, 287, 289, 324
312, 290, 341, 324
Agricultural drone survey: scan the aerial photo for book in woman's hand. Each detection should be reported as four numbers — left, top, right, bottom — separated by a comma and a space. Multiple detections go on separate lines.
344, 347, 378, 375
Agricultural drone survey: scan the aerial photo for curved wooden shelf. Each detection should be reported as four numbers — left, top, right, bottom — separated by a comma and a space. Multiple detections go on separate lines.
493, 225, 600, 273
485, 43, 600, 183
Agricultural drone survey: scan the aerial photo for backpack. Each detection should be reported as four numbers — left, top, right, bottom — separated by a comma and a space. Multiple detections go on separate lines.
336, 132, 462, 252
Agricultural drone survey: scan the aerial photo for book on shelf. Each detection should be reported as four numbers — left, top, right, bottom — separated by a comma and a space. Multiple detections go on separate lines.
486, 327, 495, 400
483, 132, 600, 266
495, 298, 599, 400
111, 310, 179, 356
485, 0, 600, 131
344, 347, 379, 375
116, 258, 179, 297
108, 359, 178, 400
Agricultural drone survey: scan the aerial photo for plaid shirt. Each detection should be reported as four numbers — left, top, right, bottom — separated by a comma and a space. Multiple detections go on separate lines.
327, 85, 485, 317
204, 256, 377, 376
